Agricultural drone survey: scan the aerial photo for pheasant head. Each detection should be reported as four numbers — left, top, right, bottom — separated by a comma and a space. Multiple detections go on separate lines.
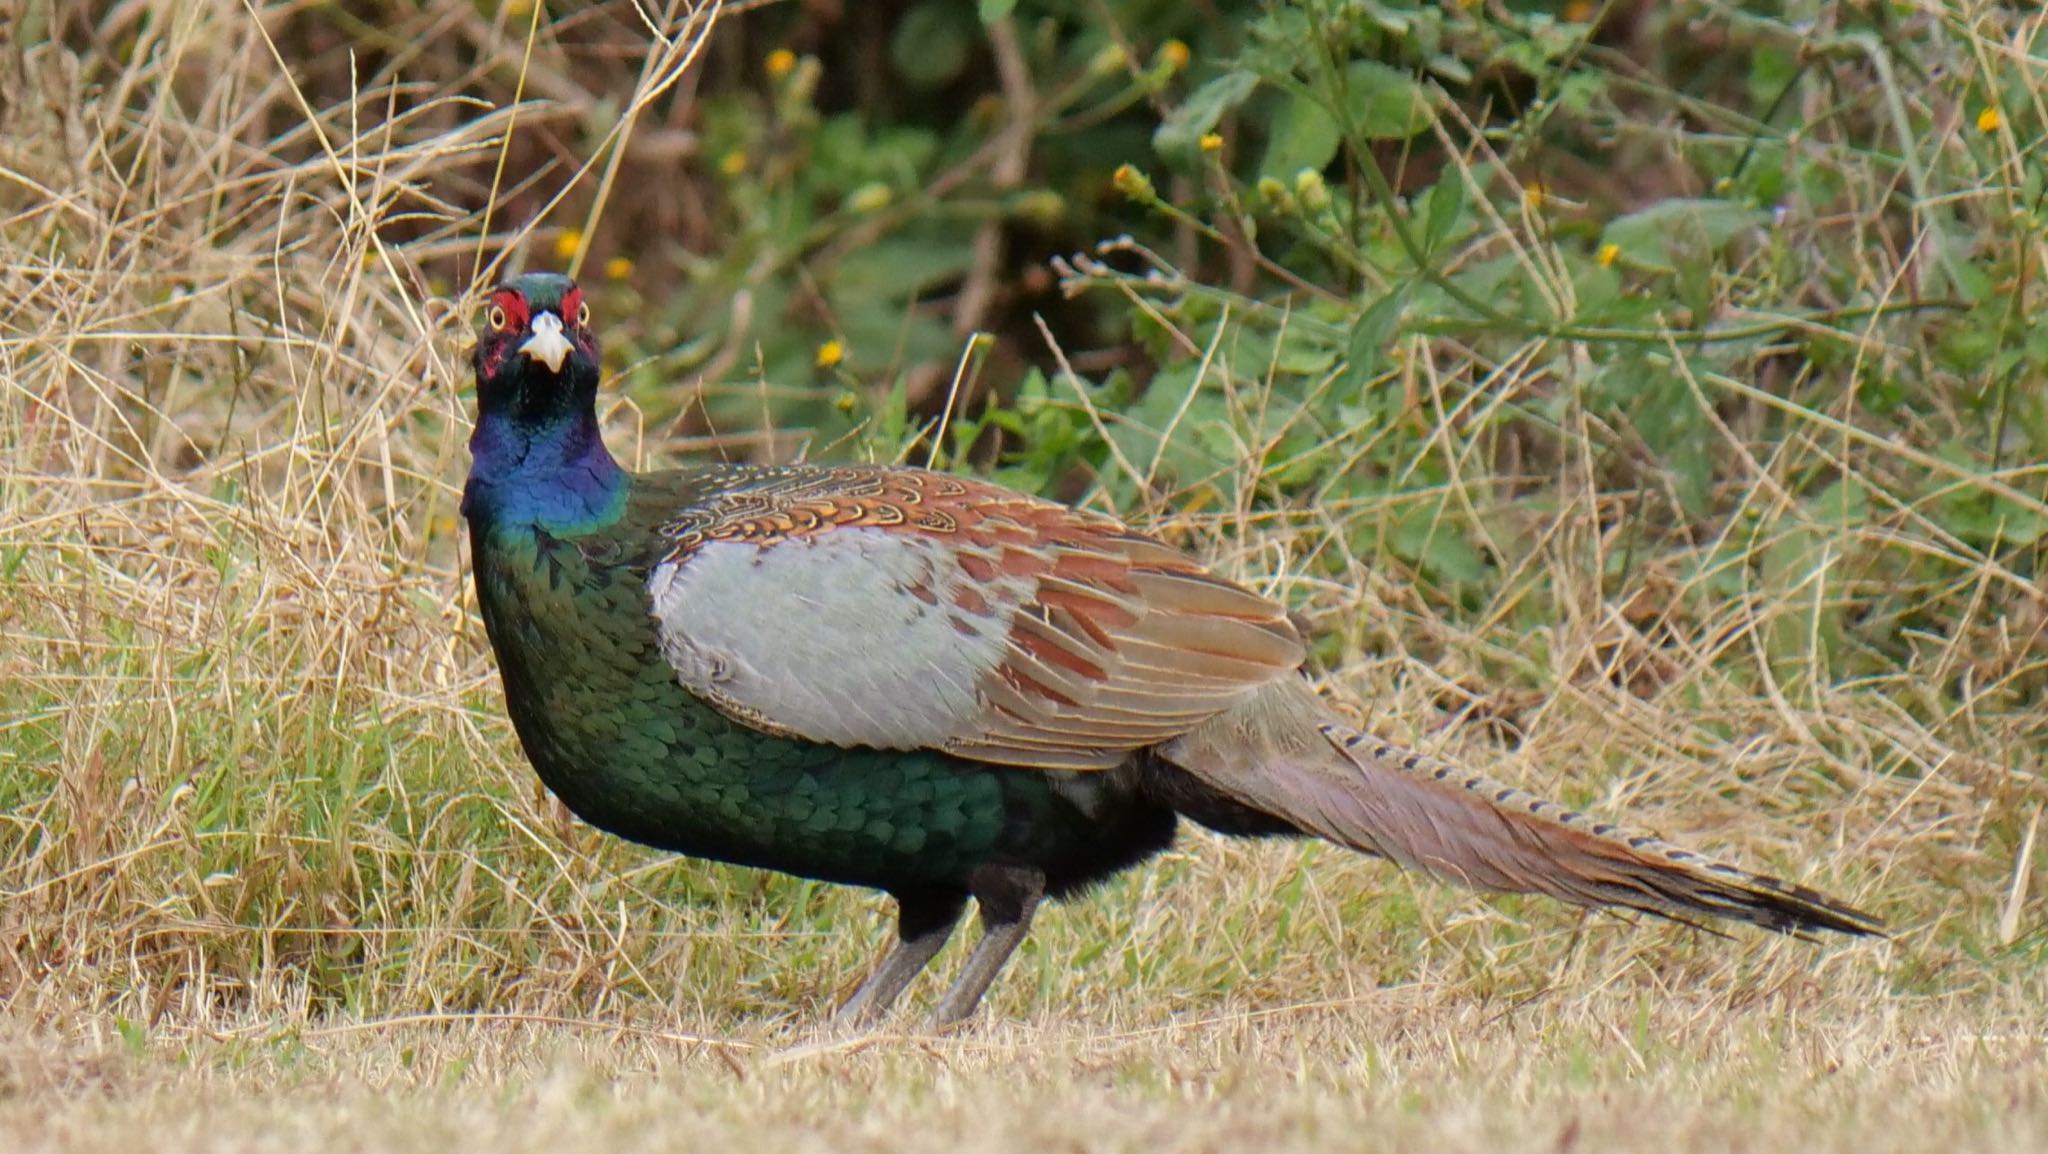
472, 272, 601, 423
463, 272, 623, 529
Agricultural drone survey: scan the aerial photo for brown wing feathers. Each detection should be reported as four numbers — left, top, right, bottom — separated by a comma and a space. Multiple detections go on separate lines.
653, 465, 1303, 770
937, 493, 1305, 768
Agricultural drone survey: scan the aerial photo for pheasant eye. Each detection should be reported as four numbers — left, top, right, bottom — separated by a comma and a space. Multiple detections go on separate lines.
576, 300, 591, 327
487, 304, 509, 330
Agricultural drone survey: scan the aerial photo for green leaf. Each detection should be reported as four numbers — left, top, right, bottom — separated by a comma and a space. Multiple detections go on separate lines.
875, 374, 911, 447
977, 0, 1016, 21
1808, 478, 1870, 528
1106, 363, 1235, 492
1760, 523, 1843, 682
115, 1016, 147, 1056
1389, 498, 1487, 587
1600, 199, 1768, 272
832, 235, 975, 303
1420, 175, 1465, 252
1427, 54, 1473, 86
1335, 61, 1433, 140
890, 2, 974, 90
1154, 70, 1261, 163
1338, 284, 1410, 393
1261, 90, 1341, 178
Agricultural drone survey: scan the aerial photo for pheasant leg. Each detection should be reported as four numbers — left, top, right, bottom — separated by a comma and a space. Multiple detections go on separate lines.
927, 864, 1046, 1028
834, 892, 965, 1027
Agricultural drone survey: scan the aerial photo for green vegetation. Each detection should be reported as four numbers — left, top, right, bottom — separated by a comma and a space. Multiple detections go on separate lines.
1, 0, 2043, 1148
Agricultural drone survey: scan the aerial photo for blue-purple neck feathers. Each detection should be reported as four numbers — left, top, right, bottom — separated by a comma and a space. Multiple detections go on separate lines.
463, 409, 628, 535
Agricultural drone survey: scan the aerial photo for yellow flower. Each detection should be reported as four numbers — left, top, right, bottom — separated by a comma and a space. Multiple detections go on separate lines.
765, 49, 797, 80
603, 256, 635, 281
1597, 243, 1619, 267
1158, 40, 1190, 74
503, 0, 533, 17
1112, 163, 1156, 203
1978, 106, 2002, 134
1294, 168, 1330, 212
1522, 182, 1545, 211
1256, 176, 1294, 214
815, 339, 845, 369
1086, 43, 1128, 77
719, 149, 747, 176
553, 227, 583, 261
1009, 189, 1065, 226
846, 182, 893, 214
968, 93, 1005, 131
1199, 132, 1224, 153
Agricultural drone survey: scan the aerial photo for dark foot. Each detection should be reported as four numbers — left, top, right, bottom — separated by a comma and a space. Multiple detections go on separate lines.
926, 864, 1045, 1029
832, 892, 964, 1029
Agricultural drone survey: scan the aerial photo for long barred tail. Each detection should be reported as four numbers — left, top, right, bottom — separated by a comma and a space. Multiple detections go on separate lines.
1162, 683, 1885, 938
1310, 722, 1885, 936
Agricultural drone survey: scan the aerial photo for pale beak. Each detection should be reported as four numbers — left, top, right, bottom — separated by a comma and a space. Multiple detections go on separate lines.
519, 311, 573, 373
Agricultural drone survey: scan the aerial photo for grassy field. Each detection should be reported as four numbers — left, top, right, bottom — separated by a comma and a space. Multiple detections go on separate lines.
6, 992, 2047, 1153
2, 0, 2045, 1149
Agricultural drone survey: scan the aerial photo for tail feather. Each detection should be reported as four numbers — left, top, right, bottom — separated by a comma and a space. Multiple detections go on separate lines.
1159, 682, 1884, 938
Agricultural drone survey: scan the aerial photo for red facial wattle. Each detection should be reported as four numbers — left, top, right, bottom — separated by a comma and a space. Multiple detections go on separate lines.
493, 289, 532, 331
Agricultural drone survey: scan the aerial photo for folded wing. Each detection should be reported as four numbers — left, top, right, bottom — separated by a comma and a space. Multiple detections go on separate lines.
644, 465, 1304, 769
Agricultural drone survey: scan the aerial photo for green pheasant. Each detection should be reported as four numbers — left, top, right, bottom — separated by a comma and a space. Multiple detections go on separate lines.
461, 272, 1882, 1027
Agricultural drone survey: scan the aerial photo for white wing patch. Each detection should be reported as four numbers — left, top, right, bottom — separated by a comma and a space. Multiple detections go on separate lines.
646, 529, 1035, 751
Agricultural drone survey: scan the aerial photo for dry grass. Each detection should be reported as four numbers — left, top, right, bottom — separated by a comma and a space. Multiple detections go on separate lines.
1, 1, 2044, 1149
3, 993, 2046, 1153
